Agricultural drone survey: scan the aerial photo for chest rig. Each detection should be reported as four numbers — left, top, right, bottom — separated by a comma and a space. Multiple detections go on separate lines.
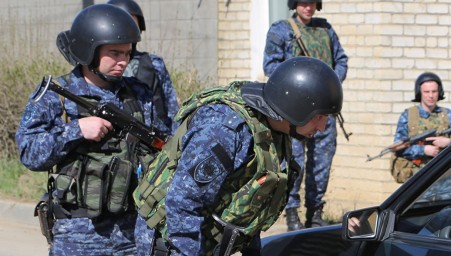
407, 106, 450, 166
50, 76, 147, 219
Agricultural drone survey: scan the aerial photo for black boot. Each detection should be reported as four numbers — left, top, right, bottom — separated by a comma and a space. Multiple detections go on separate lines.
305, 206, 328, 228
286, 208, 303, 231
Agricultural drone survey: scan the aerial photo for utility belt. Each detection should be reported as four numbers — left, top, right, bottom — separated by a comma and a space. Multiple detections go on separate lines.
51, 203, 137, 219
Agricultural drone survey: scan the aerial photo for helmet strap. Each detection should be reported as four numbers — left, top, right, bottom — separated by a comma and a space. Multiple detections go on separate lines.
289, 124, 306, 141
89, 65, 123, 83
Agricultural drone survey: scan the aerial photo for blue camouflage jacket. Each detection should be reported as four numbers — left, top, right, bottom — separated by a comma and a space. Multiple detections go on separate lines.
16, 66, 175, 172
263, 14, 348, 82
165, 104, 258, 255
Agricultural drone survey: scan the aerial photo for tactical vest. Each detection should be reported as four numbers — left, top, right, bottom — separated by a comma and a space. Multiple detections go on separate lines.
125, 52, 167, 121
391, 106, 450, 183
50, 76, 149, 219
134, 81, 293, 254
286, 17, 333, 68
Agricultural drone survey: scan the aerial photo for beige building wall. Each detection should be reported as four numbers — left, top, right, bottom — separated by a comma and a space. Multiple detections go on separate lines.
218, 0, 451, 220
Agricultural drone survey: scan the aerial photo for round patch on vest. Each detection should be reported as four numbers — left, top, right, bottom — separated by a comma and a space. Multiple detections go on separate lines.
193, 155, 223, 184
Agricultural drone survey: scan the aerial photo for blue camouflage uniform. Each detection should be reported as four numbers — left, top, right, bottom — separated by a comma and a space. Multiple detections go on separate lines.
15, 66, 176, 255
263, 14, 348, 211
123, 52, 179, 133
394, 105, 451, 159
123, 51, 180, 255
135, 104, 259, 255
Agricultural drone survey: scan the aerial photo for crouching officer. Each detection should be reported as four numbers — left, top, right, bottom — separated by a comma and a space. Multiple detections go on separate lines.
133, 56, 343, 255
15, 4, 176, 255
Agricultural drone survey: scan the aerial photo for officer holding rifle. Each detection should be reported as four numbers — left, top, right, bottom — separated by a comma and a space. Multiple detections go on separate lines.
391, 72, 451, 183
15, 4, 177, 255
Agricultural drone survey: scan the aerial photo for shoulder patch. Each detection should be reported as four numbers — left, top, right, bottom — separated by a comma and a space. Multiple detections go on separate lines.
192, 155, 224, 184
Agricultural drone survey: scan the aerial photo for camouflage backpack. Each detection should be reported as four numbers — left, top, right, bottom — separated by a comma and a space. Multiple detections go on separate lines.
134, 81, 293, 254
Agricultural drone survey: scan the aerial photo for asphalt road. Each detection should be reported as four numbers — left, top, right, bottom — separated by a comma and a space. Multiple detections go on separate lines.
0, 198, 286, 256
0, 199, 49, 255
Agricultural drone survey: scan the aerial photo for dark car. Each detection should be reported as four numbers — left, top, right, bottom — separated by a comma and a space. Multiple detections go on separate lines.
261, 145, 451, 256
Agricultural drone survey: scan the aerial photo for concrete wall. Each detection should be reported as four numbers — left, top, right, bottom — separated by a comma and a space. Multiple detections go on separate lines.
0, 0, 218, 82
217, 0, 451, 220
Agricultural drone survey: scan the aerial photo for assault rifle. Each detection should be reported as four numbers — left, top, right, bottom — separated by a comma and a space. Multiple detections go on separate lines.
32, 75, 167, 151
366, 127, 451, 162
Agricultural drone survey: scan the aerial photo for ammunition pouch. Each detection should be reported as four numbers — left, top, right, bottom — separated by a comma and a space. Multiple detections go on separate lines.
34, 193, 54, 245
391, 153, 431, 183
53, 153, 135, 219
390, 155, 416, 183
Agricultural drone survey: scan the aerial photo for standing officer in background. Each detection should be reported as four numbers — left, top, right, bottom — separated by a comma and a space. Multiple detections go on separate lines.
263, 0, 348, 231
15, 4, 176, 255
107, 0, 179, 133
105, 1, 180, 253
134, 57, 343, 255
391, 72, 451, 183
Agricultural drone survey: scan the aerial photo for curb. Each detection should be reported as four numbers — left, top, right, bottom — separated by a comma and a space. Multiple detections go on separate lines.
0, 199, 38, 226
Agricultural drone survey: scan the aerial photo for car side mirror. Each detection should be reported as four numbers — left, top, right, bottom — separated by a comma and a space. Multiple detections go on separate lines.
342, 207, 379, 240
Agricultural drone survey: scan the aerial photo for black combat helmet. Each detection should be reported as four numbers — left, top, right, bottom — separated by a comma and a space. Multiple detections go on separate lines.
69, 4, 141, 67
107, 0, 146, 32
287, 0, 322, 11
412, 72, 445, 102
264, 56, 342, 126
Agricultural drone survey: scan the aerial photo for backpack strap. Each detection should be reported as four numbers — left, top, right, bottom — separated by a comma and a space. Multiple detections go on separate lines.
287, 18, 310, 57
136, 53, 167, 121
136, 111, 193, 227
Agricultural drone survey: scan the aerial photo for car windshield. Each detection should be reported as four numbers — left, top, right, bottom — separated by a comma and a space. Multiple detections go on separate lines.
413, 167, 451, 208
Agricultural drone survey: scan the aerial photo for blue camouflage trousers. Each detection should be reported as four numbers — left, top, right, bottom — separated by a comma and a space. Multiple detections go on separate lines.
134, 215, 155, 256
50, 211, 137, 256
285, 115, 337, 210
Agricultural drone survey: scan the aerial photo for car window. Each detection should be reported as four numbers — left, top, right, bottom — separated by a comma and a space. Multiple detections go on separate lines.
396, 167, 451, 238
416, 167, 451, 207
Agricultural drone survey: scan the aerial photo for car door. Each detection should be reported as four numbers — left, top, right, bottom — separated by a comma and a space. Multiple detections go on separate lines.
345, 146, 451, 256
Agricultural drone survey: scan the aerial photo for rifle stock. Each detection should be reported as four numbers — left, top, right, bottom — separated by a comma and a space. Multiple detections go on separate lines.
33, 75, 167, 151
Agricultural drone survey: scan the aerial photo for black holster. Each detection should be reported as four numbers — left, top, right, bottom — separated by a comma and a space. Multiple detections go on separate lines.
34, 193, 54, 245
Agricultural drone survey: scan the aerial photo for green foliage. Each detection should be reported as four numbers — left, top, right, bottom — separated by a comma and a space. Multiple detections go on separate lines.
0, 157, 47, 201
0, 48, 71, 159
169, 66, 206, 104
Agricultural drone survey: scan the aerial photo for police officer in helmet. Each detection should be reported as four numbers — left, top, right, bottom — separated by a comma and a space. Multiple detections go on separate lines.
264, 0, 348, 231
106, 0, 180, 134
134, 56, 343, 255
392, 72, 451, 183
16, 4, 177, 255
